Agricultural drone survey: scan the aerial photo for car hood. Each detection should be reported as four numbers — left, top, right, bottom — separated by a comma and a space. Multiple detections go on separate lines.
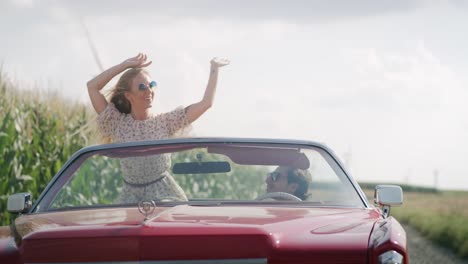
18, 205, 380, 263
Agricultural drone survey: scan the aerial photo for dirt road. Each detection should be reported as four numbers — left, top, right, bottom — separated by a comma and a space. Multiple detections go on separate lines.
403, 224, 468, 264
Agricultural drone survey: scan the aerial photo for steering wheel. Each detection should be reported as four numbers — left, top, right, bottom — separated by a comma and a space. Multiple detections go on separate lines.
255, 192, 302, 201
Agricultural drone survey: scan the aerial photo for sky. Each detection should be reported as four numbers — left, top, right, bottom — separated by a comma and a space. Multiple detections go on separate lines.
1, 0, 467, 190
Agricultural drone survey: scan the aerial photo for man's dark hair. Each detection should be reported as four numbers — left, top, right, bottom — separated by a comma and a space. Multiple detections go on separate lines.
286, 168, 311, 200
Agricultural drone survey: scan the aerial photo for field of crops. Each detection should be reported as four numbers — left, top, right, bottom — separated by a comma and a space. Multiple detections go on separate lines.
0, 72, 96, 225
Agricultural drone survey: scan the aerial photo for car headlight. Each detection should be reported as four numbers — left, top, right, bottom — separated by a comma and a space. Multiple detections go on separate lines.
378, 250, 403, 264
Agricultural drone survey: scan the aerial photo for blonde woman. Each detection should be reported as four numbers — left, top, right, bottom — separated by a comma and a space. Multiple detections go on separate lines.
87, 53, 229, 203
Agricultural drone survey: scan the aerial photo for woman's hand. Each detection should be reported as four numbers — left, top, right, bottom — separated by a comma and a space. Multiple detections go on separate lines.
87, 53, 152, 114
210, 57, 230, 69
122, 53, 152, 69
185, 57, 229, 123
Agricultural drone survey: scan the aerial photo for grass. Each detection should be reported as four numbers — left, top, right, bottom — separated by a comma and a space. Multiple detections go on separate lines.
363, 187, 468, 259
392, 191, 468, 258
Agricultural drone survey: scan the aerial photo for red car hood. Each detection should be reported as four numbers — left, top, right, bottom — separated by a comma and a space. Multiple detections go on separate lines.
18, 205, 381, 263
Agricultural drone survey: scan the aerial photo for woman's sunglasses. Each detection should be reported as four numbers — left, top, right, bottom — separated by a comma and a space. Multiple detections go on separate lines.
138, 81, 157, 91
268, 171, 282, 182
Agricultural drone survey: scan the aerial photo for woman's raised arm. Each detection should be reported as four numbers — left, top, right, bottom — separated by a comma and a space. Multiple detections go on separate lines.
87, 53, 152, 114
185, 57, 229, 123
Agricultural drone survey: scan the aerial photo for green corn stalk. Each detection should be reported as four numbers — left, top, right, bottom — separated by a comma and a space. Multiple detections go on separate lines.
0, 71, 97, 225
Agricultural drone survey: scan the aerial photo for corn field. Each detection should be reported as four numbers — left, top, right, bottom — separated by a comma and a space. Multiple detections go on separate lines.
0, 71, 96, 225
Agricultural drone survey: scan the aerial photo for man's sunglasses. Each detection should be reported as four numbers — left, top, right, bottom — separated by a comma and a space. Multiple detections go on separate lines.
138, 81, 157, 91
268, 171, 282, 182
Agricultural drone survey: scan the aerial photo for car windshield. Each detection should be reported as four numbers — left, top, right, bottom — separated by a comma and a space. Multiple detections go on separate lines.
35, 141, 365, 212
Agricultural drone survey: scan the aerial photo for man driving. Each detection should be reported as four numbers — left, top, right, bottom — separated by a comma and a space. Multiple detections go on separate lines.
264, 166, 311, 201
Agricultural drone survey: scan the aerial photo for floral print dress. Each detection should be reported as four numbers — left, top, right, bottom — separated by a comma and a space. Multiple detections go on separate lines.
97, 103, 190, 203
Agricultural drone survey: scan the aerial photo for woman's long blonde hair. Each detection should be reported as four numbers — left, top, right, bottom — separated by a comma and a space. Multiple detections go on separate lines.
109, 68, 148, 114
96, 68, 148, 143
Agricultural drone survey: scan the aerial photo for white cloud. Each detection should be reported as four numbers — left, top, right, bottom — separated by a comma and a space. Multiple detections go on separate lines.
48, 5, 74, 23
350, 42, 456, 111
343, 44, 468, 189
9, 0, 34, 8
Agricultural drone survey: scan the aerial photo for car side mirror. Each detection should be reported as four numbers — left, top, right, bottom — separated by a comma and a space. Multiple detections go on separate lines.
374, 185, 403, 218
7, 193, 32, 214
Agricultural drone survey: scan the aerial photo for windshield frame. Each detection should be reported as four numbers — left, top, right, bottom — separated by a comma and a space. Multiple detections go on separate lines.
31, 138, 370, 213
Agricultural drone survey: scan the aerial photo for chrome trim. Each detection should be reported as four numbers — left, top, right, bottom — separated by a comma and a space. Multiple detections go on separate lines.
138, 200, 156, 220
374, 185, 404, 218
27, 258, 267, 264
7, 192, 32, 213
378, 250, 403, 264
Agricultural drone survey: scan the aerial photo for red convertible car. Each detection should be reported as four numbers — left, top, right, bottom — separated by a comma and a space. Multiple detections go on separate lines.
1, 138, 407, 263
